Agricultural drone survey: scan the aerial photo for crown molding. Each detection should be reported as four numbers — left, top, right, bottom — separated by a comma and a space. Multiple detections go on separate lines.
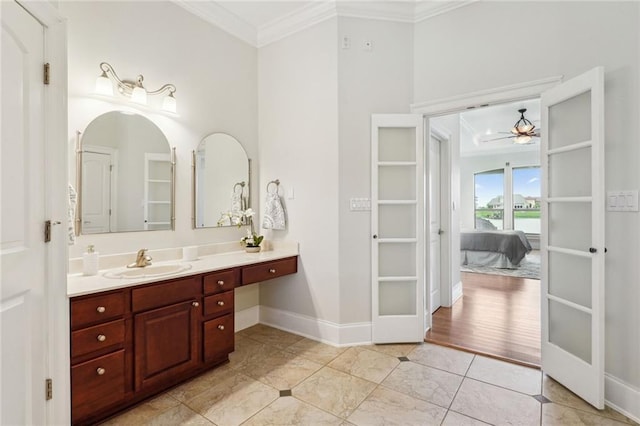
172, 0, 257, 47
172, 1, 479, 49
415, 0, 478, 22
258, 1, 337, 48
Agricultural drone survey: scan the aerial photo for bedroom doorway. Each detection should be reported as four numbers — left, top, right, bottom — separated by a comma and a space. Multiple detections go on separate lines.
426, 100, 543, 367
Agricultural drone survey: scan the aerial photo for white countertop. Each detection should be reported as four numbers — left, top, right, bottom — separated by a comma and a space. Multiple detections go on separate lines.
68, 243, 299, 298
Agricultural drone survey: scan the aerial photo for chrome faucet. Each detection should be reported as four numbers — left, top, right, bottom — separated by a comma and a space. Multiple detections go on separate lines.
127, 248, 152, 268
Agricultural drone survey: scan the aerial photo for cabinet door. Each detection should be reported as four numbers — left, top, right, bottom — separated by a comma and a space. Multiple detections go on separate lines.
204, 314, 234, 363
134, 300, 199, 391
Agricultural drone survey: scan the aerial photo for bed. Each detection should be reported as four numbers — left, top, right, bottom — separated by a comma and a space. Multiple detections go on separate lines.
460, 230, 532, 268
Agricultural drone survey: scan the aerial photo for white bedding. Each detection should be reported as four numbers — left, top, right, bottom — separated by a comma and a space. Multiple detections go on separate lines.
461, 250, 518, 269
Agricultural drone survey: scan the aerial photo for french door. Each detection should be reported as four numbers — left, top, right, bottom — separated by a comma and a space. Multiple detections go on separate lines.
541, 67, 605, 408
371, 114, 425, 343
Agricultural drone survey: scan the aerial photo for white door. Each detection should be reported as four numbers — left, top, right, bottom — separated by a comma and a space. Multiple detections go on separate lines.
82, 150, 112, 233
1, 2, 48, 424
541, 67, 605, 408
371, 114, 425, 343
429, 135, 441, 314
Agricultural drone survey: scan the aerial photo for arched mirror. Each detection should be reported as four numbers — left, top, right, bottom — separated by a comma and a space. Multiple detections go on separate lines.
76, 111, 175, 234
193, 133, 250, 228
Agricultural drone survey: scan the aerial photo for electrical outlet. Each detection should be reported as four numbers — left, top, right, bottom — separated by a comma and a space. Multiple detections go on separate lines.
342, 36, 350, 49
350, 198, 371, 211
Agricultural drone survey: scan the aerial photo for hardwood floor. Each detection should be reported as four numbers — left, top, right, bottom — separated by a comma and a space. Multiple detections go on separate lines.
425, 271, 541, 368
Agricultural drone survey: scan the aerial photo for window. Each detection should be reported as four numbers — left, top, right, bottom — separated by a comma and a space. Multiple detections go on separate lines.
474, 169, 504, 230
512, 166, 541, 234
474, 165, 541, 234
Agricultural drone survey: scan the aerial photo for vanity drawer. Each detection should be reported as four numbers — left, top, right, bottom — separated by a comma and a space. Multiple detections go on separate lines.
203, 314, 234, 363
203, 269, 238, 295
71, 319, 125, 359
241, 257, 298, 285
71, 349, 126, 422
71, 291, 125, 329
132, 277, 200, 313
204, 291, 234, 317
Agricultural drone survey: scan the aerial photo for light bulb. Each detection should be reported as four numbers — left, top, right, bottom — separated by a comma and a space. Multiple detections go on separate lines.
514, 135, 532, 144
162, 93, 177, 113
131, 86, 147, 105
95, 73, 113, 96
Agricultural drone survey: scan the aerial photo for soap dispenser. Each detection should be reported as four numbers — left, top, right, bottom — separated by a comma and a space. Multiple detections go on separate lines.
83, 245, 99, 276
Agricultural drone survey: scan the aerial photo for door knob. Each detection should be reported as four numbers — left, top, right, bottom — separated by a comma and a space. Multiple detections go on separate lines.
97, 334, 106, 342
589, 247, 597, 253
192, 301, 200, 307
373, 234, 378, 239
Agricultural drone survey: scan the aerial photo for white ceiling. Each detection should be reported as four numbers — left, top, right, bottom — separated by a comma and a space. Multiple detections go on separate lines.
459, 98, 541, 157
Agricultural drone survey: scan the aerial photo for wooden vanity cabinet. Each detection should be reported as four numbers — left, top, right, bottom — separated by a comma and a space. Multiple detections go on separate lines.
70, 256, 297, 425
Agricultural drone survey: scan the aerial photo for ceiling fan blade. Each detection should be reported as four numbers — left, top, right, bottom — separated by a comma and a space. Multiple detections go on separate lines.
479, 136, 513, 143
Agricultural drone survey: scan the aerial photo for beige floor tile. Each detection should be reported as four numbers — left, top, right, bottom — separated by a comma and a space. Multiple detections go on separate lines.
245, 325, 305, 349
442, 410, 491, 425
243, 396, 343, 425
185, 372, 279, 426
236, 349, 323, 390
466, 355, 541, 395
228, 335, 279, 369
328, 347, 400, 384
381, 361, 463, 408
364, 343, 418, 357
450, 378, 540, 426
408, 343, 475, 375
543, 403, 632, 425
285, 337, 348, 364
347, 386, 447, 426
100, 394, 180, 425
293, 367, 377, 418
169, 364, 236, 402
543, 376, 636, 424
147, 404, 213, 425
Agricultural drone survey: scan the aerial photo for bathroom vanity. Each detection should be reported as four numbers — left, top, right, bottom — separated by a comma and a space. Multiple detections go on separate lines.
68, 248, 297, 425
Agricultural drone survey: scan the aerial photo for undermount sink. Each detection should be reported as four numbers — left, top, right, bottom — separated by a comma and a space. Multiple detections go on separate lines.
104, 263, 192, 279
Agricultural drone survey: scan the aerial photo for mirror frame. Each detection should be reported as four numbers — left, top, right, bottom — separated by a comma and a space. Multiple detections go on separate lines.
74, 126, 176, 236
191, 133, 251, 229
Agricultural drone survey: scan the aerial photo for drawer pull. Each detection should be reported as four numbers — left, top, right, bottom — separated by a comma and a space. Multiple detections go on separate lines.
96, 306, 106, 313
269, 268, 276, 274
97, 334, 106, 342
192, 301, 200, 307
217, 300, 225, 306
217, 280, 224, 286
96, 367, 106, 376
217, 324, 225, 331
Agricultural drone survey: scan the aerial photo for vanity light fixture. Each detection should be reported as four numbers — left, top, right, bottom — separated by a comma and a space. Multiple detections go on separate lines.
95, 62, 177, 113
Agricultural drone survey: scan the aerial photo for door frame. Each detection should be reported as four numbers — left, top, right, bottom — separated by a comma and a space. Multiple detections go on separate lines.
17, 2, 70, 424
411, 75, 562, 333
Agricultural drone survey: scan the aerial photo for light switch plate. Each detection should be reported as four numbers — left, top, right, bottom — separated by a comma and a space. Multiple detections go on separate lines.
606, 190, 638, 212
350, 198, 371, 211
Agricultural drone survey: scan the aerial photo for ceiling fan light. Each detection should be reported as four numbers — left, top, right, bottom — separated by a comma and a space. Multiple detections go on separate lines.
514, 135, 532, 144
519, 124, 534, 133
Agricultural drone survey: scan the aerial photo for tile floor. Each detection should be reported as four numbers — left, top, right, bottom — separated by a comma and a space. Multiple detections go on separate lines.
102, 325, 638, 426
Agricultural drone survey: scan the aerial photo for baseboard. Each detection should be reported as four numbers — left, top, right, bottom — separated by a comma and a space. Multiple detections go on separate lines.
452, 281, 463, 304
234, 306, 260, 332
605, 373, 640, 423
259, 305, 372, 347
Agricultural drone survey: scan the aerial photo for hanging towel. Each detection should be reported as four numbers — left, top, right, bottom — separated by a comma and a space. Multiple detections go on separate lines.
231, 191, 243, 215
262, 191, 286, 230
68, 183, 77, 245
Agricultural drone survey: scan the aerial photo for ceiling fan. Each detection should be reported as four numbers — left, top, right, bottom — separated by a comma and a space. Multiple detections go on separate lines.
480, 108, 541, 144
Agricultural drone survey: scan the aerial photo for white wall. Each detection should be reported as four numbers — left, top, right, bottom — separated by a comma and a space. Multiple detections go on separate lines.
62, 0, 258, 257
415, 0, 640, 403
460, 150, 540, 230
258, 19, 341, 324
337, 17, 413, 324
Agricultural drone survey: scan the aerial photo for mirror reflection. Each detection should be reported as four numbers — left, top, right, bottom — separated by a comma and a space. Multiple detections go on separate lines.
194, 133, 250, 228
78, 111, 174, 234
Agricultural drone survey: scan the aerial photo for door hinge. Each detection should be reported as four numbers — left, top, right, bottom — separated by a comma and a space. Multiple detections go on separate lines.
43, 63, 50, 85
45, 378, 53, 400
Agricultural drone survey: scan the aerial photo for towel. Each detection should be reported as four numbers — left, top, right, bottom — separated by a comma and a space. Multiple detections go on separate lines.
231, 191, 243, 215
68, 183, 77, 245
262, 191, 286, 230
